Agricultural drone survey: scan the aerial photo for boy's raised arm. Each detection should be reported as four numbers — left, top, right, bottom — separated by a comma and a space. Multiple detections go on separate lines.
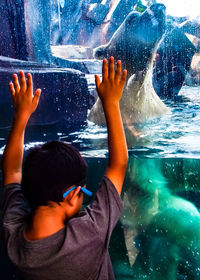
95, 57, 128, 195
2, 71, 41, 186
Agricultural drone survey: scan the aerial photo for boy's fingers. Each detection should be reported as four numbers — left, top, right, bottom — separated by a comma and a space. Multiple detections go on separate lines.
32, 89, 41, 109
108, 57, 114, 81
115, 60, 121, 81
120, 69, 127, 85
13, 74, 20, 94
102, 59, 108, 81
9, 82, 15, 97
27, 73, 33, 96
95, 74, 100, 89
19, 70, 26, 92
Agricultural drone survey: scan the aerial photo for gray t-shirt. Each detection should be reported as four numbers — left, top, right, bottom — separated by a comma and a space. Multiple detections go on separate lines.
2, 176, 123, 280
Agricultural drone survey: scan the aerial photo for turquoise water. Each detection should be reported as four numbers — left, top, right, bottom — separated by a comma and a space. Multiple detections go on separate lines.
86, 157, 200, 280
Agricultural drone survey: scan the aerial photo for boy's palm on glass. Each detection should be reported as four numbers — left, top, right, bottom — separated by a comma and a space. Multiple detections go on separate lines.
9, 71, 41, 118
95, 57, 127, 104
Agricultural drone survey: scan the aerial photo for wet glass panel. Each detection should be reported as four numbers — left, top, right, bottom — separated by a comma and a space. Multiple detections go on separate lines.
0, 0, 200, 279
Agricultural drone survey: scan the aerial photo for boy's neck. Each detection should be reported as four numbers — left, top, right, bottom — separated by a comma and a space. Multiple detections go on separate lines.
25, 205, 67, 241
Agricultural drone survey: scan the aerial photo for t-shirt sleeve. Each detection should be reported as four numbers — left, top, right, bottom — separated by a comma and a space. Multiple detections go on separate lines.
2, 183, 30, 241
85, 175, 123, 246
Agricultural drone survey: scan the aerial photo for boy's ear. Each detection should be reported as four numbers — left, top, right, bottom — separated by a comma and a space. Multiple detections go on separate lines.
65, 187, 81, 206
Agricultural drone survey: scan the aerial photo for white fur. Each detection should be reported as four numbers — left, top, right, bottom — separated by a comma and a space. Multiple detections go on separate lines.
88, 52, 170, 125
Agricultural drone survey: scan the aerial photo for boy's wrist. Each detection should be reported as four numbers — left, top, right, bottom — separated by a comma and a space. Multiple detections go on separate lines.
13, 112, 30, 127
101, 99, 120, 109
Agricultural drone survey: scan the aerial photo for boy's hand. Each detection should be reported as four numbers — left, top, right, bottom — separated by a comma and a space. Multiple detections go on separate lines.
9, 71, 41, 120
94, 57, 128, 195
2, 71, 41, 185
95, 57, 127, 105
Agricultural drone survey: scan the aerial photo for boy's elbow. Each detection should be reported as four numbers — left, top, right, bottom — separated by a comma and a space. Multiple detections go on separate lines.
2, 167, 22, 186
3, 173, 22, 186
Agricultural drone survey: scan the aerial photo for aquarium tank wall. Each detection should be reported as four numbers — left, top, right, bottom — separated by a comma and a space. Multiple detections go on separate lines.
0, 0, 200, 279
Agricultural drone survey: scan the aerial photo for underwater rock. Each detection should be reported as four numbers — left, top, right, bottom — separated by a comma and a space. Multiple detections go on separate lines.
153, 28, 196, 98
0, 57, 89, 128
88, 3, 170, 125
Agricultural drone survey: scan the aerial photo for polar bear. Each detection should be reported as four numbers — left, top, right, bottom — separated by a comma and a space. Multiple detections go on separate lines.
121, 158, 200, 279
88, 4, 170, 126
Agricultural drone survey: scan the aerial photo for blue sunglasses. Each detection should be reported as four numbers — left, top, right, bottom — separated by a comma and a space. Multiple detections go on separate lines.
63, 186, 93, 199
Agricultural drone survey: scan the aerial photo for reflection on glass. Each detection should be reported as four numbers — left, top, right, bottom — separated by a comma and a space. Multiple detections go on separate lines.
0, 0, 200, 279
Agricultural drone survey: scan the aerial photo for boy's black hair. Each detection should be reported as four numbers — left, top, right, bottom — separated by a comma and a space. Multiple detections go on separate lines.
21, 141, 88, 211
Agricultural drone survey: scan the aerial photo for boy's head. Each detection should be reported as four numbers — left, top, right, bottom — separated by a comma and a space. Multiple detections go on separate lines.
22, 141, 88, 211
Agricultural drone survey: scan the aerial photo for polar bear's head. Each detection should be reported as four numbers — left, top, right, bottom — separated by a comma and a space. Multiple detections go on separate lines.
94, 3, 166, 74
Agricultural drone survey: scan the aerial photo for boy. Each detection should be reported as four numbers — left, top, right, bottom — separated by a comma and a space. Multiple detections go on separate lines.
2, 57, 128, 280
